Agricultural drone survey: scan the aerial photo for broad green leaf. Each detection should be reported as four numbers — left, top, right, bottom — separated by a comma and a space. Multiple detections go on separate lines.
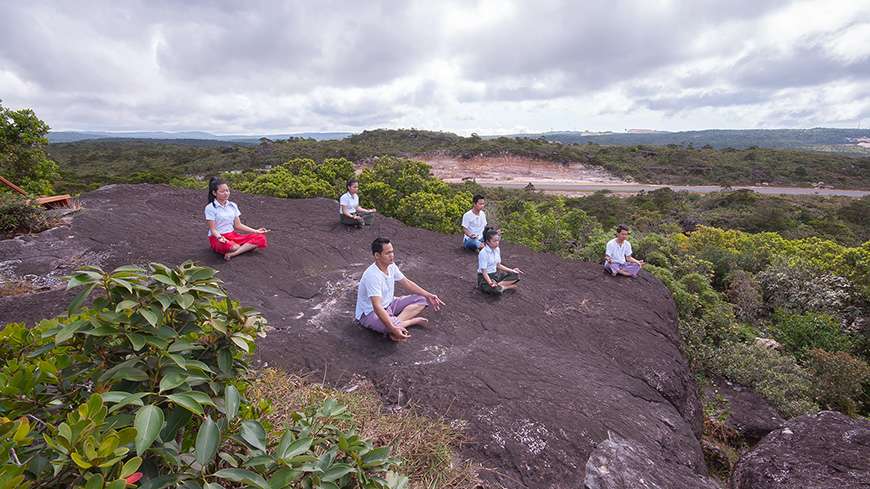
68, 283, 97, 316
204, 483, 226, 489
139, 308, 158, 327
138, 474, 176, 489
239, 420, 267, 452
127, 333, 146, 351
152, 274, 177, 287
278, 436, 312, 461
158, 368, 188, 393
55, 320, 85, 344
168, 340, 196, 353
224, 385, 240, 421
195, 416, 220, 467
83, 473, 103, 489
166, 393, 203, 415
184, 390, 215, 407
108, 392, 150, 413
243, 455, 274, 468
106, 480, 127, 489
71, 452, 93, 469
110, 277, 134, 293
178, 293, 195, 310
159, 405, 192, 441
268, 467, 302, 489
167, 353, 187, 370
13, 417, 30, 442
212, 469, 269, 489
115, 300, 138, 312
191, 285, 224, 296
120, 456, 142, 478
321, 463, 355, 482
230, 336, 249, 353
156, 294, 173, 311
134, 405, 164, 455
111, 367, 149, 383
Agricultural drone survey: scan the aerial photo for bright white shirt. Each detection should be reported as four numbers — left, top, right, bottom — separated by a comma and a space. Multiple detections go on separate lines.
478, 245, 501, 274
461, 209, 487, 242
355, 263, 406, 319
204, 200, 240, 236
605, 238, 633, 264
339, 192, 359, 215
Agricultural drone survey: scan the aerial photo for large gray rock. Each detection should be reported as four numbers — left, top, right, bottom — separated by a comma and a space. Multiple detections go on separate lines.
1, 184, 717, 488
731, 411, 870, 489
703, 378, 784, 445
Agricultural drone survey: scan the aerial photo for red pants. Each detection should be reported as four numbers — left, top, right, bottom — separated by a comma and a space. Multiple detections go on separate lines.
208, 231, 268, 255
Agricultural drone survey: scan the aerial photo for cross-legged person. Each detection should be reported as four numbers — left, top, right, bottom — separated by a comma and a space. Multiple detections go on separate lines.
340, 178, 376, 227
355, 238, 446, 342
205, 177, 269, 261
478, 228, 523, 295
604, 224, 644, 277
461, 194, 487, 251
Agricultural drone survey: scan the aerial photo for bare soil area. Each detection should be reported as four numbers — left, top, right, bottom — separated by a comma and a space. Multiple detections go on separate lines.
417, 153, 629, 185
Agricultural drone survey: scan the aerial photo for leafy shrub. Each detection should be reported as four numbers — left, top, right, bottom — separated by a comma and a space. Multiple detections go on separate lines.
758, 263, 856, 315
770, 311, 856, 360
724, 271, 764, 323
0, 193, 51, 237
0, 262, 407, 488
709, 342, 818, 418
395, 191, 469, 235
804, 348, 870, 416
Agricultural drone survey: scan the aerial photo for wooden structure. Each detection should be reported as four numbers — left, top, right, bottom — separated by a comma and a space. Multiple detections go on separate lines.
0, 175, 72, 208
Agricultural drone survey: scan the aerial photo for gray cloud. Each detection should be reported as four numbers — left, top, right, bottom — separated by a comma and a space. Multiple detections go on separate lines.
0, 0, 868, 132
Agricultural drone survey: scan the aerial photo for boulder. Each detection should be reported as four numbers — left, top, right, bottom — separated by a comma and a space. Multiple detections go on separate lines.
703, 378, 784, 445
1, 184, 717, 488
730, 411, 870, 489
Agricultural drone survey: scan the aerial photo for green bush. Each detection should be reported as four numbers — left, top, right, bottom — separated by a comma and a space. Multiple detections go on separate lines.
804, 348, 870, 416
0, 193, 51, 237
724, 271, 764, 323
0, 262, 407, 489
770, 310, 856, 360
709, 342, 818, 418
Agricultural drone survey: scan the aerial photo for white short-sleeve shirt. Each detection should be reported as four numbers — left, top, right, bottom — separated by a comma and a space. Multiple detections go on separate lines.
461, 209, 487, 242
339, 192, 359, 215
204, 201, 240, 236
355, 263, 406, 319
478, 245, 501, 274
605, 238, 632, 264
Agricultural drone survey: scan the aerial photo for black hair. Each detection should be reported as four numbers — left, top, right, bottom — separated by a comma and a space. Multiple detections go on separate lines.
483, 227, 499, 244
371, 237, 391, 255
473, 194, 485, 204
346, 177, 359, 190
616, 224, 630, 234
208, 177, 226, 207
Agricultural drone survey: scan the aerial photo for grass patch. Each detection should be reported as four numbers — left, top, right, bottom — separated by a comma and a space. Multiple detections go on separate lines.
249, 368, 481, 489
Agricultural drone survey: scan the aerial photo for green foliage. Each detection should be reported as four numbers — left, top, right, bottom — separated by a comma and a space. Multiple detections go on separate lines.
0, 262, 406, 488
770, 311, 856, 361
709, 342, 819, 418
0, 193, 51, 237
804, 348, 870, 416
0, 102, 60, 195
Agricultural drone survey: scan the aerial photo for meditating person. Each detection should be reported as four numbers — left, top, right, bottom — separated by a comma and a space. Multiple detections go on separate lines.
604, 224, 644, 277
205, 177, 269, 261
340, 178, 376, 227
477, 228, 523, 295
461, 194, 487, 250
355, 237, 446, 342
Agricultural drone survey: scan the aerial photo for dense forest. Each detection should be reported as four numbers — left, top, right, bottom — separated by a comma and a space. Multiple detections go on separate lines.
48, 129, 870, 193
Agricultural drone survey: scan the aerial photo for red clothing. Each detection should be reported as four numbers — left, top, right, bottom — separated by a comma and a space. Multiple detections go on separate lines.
208, 231, 268, 255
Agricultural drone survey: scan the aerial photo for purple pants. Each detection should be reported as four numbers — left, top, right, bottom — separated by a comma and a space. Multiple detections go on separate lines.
357, 294, 428, 334
605, 261, 641, 277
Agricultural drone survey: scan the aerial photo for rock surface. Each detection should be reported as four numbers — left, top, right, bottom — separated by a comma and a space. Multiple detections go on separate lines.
703, 378, 784, 445
1, 184, 716, 488
731, 411, 870, 489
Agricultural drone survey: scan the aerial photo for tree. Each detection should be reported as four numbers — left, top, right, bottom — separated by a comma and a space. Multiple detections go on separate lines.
0, 101, 60, 194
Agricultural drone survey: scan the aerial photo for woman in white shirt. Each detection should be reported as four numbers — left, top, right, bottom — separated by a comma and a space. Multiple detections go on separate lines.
205, 177, 269, 261
478, 228, 523, 295
339, 178, 377, 227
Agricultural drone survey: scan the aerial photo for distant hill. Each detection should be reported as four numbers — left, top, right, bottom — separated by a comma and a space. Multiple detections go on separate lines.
503, 128, 870, 149
48, 130, 353, 144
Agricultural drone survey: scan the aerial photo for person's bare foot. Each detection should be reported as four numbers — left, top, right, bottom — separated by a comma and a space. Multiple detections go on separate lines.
224, 253, 232, 261
404, 317, 429, 328
389, 332, 409, 342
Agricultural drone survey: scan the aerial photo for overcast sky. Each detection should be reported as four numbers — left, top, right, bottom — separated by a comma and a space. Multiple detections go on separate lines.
2, 0, 869, 135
